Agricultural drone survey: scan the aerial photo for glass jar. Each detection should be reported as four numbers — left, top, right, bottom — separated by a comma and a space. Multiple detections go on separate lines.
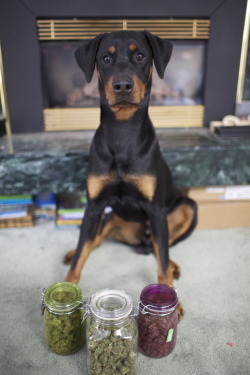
41, 281, 85, 355
86, 288, 138, 375
137, 284, 178, 358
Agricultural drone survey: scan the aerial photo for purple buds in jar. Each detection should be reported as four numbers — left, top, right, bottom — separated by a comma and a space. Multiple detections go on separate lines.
137, 284, 178, 358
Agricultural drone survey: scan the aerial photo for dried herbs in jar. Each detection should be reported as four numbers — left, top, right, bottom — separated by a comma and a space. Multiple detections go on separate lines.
86, 288, 138, 375
42, 282, 85, 355
138, 284, 178, 358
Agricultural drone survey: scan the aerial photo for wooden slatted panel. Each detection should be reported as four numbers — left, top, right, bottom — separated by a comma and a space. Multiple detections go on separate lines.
149, 105, 204, 127
44, 108, 100, 131
37, 19, 210, 40
44, 106, 204, 131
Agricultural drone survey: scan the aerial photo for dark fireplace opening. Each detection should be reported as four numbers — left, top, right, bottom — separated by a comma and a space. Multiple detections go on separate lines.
41, 40, 206, 110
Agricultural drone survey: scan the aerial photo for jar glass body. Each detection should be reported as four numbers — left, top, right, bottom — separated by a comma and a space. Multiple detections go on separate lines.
86, 288, 138, 375
137, 284, 178, 358
43, 282, 85, 355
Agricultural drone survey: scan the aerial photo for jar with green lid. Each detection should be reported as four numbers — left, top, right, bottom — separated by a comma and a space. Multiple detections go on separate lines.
86, 288, 138, 375
41, 281, 86, 355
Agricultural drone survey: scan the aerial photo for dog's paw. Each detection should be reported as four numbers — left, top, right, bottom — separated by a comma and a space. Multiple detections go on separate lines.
177, 302, 184, 321
63, 249, 76, 265
158, 261, 181, 286
171, 260, 181, 280
164, 259, 181, 282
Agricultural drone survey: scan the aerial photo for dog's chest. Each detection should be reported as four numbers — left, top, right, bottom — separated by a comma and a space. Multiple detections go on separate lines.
87, 160, 156, 203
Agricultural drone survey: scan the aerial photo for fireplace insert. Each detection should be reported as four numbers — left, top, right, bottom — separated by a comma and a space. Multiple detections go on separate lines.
0, 0, 246, 133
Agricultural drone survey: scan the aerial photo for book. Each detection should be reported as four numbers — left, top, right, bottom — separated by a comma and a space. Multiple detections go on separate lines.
0, 206, 34, 228
56, 192, 87, 228
33, 193, 56, 222
0, 195, 32, 205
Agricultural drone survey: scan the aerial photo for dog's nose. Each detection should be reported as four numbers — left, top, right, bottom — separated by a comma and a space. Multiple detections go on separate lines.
113, 76, 134, 95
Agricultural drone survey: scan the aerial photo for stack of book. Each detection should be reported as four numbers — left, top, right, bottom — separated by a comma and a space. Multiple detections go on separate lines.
56, 192, 87, 228
34, 193, 57, 223
0, 195, 34, 228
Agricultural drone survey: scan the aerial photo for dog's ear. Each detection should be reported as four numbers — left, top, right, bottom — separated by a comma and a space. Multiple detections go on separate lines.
143, 31, 173, 79
75, 34, 103, 83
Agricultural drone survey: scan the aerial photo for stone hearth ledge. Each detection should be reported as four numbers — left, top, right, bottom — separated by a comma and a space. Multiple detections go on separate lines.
0, 129, 249, 195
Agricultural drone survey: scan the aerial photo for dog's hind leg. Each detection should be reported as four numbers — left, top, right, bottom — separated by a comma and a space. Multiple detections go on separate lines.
105, 215, 151, 253
167, 197, 197, 247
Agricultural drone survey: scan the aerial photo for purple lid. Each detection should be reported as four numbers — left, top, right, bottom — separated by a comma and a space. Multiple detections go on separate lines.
140, 284, 178, 314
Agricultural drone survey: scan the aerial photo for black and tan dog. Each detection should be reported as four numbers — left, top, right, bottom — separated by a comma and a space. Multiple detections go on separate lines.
64, 31, 197, 315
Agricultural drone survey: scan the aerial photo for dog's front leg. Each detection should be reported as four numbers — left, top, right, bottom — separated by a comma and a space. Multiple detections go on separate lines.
145, 204, 184, 319
65, 201, 105, 284
148, 207, 171, 285
144, 204, 180, 286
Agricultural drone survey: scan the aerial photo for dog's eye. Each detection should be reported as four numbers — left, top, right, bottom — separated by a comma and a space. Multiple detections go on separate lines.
136, 53, 145, 62
102, 55, 112, 64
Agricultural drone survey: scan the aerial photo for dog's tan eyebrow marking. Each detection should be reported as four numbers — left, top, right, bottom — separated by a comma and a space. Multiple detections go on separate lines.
129, 43, 137, 52
108, 46, 116, 54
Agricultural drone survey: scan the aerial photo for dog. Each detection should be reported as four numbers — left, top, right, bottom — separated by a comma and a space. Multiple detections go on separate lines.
64, 31, 197, 317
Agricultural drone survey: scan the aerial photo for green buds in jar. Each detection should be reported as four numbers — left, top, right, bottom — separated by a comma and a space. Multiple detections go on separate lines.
42, 282, 85, 355
86, 288, 138, 375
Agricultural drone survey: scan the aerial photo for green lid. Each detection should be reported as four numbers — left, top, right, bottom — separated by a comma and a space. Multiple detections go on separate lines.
44, 282, 83, 314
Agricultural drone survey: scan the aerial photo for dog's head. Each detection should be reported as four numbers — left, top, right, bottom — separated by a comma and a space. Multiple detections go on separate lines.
75, 31, 172, 121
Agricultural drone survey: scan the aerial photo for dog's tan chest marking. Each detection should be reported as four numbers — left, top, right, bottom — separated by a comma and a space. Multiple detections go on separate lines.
87, 173, 115, 199
88, 173, 156, 201
124, 174, 156, 201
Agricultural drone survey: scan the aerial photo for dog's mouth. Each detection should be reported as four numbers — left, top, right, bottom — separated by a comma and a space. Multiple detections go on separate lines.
111, 100, 140, 110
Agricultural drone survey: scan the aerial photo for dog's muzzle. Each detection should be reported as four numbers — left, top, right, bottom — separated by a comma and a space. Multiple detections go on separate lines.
112, 75, 134, 97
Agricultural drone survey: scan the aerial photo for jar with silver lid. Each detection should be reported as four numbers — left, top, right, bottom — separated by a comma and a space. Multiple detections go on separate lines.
41, 281, 85, 355
86, 288, 138, 375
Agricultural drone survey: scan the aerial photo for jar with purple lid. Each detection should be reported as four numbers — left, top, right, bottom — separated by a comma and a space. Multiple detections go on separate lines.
137, 284, 178, 358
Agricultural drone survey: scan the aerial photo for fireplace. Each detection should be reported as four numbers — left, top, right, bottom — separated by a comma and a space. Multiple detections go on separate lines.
0, 0, 247, 134
39, 21, 207, 130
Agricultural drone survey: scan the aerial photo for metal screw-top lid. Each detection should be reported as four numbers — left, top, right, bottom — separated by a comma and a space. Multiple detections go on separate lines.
89, 288, 133, 322
139, 284, 178, 315
43, 282, 83, 314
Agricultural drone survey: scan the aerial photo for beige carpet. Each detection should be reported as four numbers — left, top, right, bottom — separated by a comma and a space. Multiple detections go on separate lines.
1, 222, 250, 374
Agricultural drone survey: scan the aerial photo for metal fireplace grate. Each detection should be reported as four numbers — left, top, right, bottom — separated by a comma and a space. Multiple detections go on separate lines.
37, 19, 210, 40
